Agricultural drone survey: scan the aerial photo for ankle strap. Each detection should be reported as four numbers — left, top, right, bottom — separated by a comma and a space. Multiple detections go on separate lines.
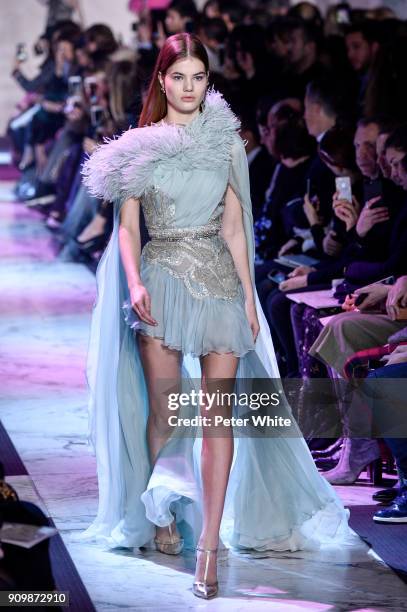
196, 545, 218, 553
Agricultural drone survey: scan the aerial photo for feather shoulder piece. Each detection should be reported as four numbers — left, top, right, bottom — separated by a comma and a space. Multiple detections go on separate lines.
81, 88, 242, 205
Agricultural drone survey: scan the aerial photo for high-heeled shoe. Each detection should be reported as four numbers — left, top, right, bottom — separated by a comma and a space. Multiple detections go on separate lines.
323, 438, 381, 485
154, 521, 184, 555
192, 546, 218, 599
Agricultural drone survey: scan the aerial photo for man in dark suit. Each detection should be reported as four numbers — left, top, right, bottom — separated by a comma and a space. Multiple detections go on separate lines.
240, 115, 274, 221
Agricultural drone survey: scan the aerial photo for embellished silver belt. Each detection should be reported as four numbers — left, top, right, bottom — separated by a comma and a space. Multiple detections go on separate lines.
148, 221, 222, 242
142, 218, 239, 300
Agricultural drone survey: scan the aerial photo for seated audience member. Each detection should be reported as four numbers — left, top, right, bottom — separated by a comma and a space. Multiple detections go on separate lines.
309, 276, 407, 487
198, 17, 228, 74
344, 21, 380, 110
282, 119, 406, 291
82, 24, 119, 72
376, 119, 401, 180
240, 115, 273, 222
368, 357, 407, 523
264, 122, 407, 378
306, 125, 363, 258
24, 37, 77, 174
165, 0, 199, 35
11, 21, 81, 95
255, 117, 315, 270
279, 18, 326, 101
227, 23, 277, 113
0, 462, 57, 590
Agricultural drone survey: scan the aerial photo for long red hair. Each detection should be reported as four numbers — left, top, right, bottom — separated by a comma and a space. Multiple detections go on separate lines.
138, 33, 209, 127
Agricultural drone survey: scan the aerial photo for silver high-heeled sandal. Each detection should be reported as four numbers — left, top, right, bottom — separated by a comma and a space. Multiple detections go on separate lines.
154, 520, 184, 555
192, 546, 219, 599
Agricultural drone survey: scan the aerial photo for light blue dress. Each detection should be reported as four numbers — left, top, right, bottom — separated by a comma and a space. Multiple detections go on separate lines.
78, 89, 353, 553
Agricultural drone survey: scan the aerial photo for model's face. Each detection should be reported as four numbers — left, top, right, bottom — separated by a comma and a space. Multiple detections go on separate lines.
159, 57, 208, 116
354, 123, 379, 178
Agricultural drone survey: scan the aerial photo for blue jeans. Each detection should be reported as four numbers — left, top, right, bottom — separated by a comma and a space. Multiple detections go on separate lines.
367, 363, 407, 486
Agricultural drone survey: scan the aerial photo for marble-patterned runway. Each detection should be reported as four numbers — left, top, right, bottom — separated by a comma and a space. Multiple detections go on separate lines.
0, 186, 406, 611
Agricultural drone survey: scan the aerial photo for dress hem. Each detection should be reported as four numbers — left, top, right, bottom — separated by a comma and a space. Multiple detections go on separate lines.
135, 328, 256, 359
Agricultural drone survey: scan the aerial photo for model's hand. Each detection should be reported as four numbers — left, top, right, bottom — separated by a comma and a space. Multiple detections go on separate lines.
245, 298, 260, 342
354, 283, 390, 311
279, 275, 308, 292
130, 283, 157, 326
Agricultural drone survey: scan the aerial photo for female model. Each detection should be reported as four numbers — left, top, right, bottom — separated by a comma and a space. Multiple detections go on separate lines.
81, 33, 352, 600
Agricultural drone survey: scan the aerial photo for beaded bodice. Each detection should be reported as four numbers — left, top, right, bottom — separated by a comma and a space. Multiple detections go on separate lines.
140, 185, 240, 301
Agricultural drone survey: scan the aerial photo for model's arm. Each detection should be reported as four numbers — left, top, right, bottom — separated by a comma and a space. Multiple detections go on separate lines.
119, 197, 157, 326
221, 184, 259, 340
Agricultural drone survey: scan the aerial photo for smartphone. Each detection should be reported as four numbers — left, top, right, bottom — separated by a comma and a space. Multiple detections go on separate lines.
354, 275, 395, 306
16, 43, 28, 63
267, 269, 286, 284
335, 176, 352, 203
363, 178, 384, 208
336, 8, 350, 24
84, 76, 99, 104
68, 76, 82, 97
354, 292, 368, 307
90, 105, 104, 128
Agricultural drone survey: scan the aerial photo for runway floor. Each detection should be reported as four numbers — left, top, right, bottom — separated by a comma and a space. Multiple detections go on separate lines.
0, 180, 406, 611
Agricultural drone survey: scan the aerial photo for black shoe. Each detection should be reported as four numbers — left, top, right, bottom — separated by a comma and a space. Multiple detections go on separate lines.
21, 180, 55, 202
307, 438, 336, 452
75, 233, 107, 253
315, 456, 340, 471
312, 437, 343, 458
372, 486, 400, 504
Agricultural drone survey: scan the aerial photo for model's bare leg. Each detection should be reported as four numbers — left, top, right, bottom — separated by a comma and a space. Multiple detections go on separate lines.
195, 352, 239, 585
137, 332, 182, 542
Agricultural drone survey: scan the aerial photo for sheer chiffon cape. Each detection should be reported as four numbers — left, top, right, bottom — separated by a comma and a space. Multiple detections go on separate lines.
78, 89, 352, 552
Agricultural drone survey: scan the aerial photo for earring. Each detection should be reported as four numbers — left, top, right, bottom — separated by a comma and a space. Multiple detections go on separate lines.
158, 72, 166, 94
